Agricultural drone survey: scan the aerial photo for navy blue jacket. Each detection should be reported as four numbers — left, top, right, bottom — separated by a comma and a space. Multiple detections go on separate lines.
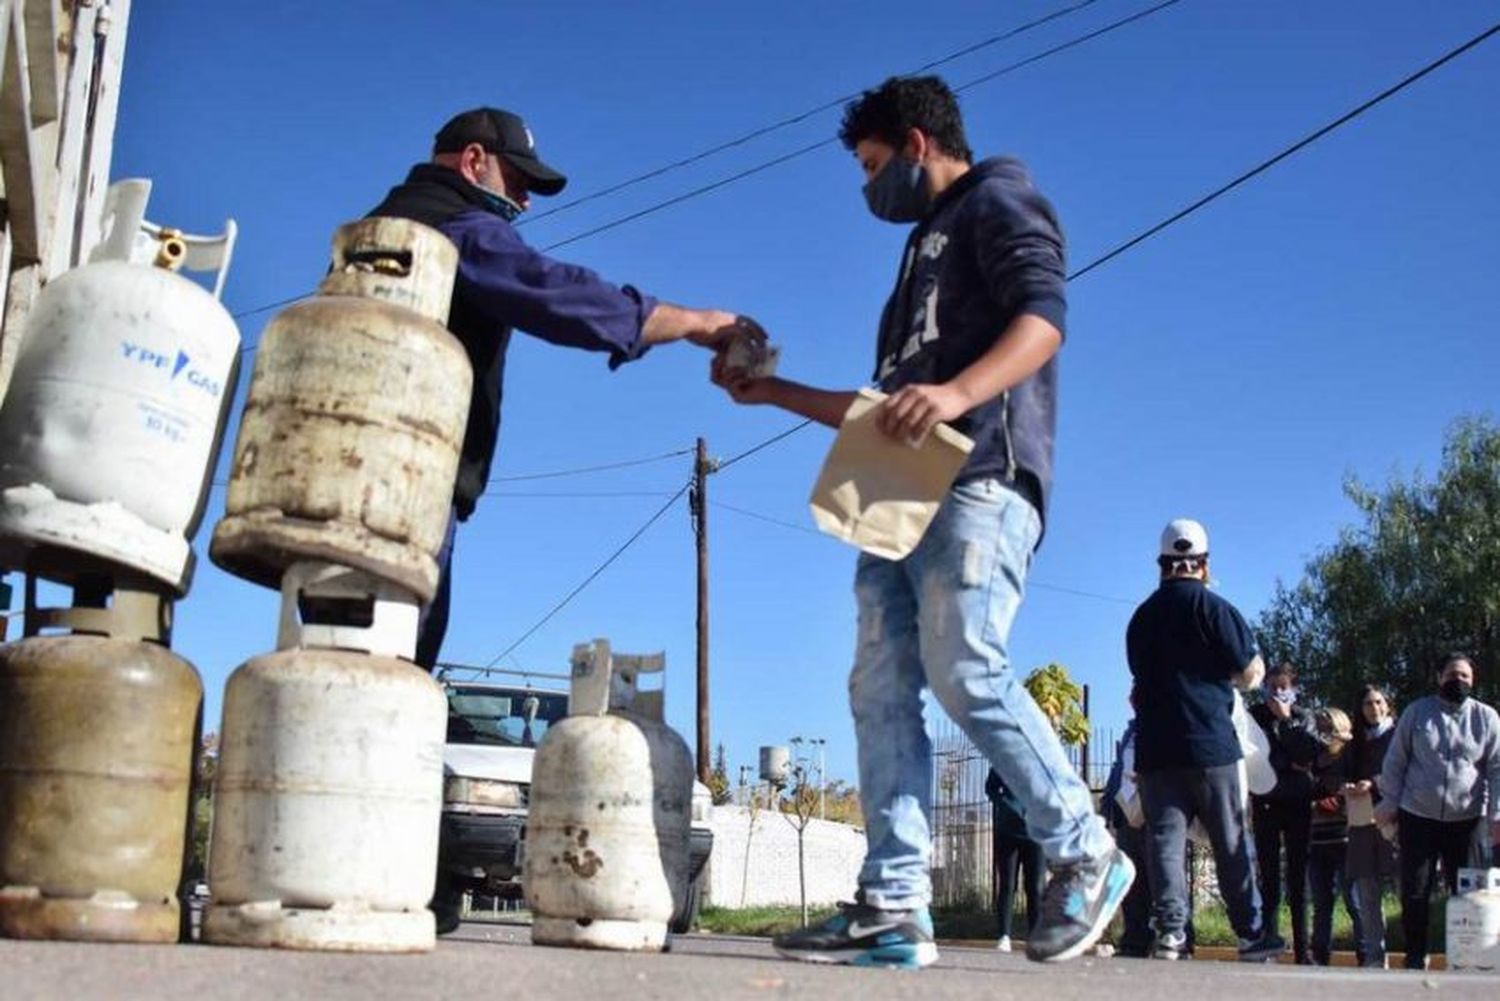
874, 157, 1066, 526
1126, 578, 1259, 772
368, 165, 656, 518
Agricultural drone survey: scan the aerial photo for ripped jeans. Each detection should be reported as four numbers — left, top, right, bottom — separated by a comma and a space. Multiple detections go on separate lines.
850, 478, 1114, 910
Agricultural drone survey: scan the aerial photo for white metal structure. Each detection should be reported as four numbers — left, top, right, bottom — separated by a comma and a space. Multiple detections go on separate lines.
275, 561, 421, 661
1, 1, 134, 405
0, 178, 239, 592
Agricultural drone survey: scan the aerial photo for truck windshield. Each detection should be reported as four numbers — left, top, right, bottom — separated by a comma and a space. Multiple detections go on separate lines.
446, 688, 569, 747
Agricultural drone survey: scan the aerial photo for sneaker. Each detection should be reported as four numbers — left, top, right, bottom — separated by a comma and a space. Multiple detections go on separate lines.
772, 900, 938, 969
1237, 932, 1286, 963
995, 935, 1012, 952
1152, 931, 1187, 961
1025, 847, 1136, 963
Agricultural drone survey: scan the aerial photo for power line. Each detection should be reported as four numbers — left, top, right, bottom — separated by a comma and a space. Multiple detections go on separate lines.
1067, 19, 1500, 282
701, 19, 1500, 471
485, 480, 691, 666
711, 499, 823, 536
713, 498, 1134, 603
541, 0, 1183, 253
519, 0, 1106, 226
953, 0, 1179, 95
481, 489, 680, 499
715, 420, 817, 472
487, 447, 693, 483
223, 0, 1181, 327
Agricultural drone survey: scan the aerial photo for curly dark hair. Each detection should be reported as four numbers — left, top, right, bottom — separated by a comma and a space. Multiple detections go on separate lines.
838, 76, 973, 163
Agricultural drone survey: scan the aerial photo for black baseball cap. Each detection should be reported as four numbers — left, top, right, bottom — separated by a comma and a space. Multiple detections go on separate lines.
433, 107, 567, 196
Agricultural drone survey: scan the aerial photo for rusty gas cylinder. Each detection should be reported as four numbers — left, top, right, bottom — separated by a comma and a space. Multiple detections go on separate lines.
525, 642, 693, 952
0, 626, 202, 943
210, 218, 471, 602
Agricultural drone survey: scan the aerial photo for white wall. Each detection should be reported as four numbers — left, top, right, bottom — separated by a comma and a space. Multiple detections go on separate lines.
705, 805, 865, 909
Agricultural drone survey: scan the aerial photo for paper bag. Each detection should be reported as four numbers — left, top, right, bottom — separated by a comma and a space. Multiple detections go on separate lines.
809, 389, 974, 561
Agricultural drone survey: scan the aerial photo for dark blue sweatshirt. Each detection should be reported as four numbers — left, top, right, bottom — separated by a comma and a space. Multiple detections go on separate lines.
368, 164, 656, 518
874, 157, 1066, 528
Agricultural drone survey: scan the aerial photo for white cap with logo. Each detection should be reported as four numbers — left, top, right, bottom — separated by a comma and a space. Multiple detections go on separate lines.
1160, 518, 1209, 558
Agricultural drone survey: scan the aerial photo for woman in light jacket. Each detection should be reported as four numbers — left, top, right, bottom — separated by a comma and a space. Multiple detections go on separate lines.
1342, 685, 1396, 968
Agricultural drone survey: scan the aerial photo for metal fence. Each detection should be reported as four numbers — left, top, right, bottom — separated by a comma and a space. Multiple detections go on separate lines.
929, 713, 1120, 910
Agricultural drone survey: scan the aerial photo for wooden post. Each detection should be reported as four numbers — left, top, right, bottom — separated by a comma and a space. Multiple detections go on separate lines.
692, 438, 710, 783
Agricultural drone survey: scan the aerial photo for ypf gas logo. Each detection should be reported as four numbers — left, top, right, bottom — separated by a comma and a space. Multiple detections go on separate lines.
120, 341, 224, 398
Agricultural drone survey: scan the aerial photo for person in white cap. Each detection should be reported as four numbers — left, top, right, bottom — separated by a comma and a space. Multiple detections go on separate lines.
1126, 519, 1282, 961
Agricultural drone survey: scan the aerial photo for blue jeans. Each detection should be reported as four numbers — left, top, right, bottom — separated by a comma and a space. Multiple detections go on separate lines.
849, 478, 1113, 909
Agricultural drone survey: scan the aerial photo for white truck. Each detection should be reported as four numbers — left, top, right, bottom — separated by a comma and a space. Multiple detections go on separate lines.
432, 673, 713, 933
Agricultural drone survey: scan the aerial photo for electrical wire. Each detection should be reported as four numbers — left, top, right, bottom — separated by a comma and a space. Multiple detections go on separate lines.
520, 0, 1107, 225
487, 447, 693, 483
1065, 18, 1500, 282
221, 0, 1182, 328
704, 19, 1500, 468
484, 481, 691, 667
540, 0, 1183, 253
712, 498, 1134, 603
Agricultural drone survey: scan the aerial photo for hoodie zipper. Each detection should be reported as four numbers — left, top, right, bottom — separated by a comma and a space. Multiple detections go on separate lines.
1000, 390, 1017, 481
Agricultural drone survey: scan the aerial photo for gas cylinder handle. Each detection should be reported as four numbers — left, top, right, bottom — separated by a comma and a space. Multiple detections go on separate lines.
569, 639, 614, 717
91, 179, 238, 300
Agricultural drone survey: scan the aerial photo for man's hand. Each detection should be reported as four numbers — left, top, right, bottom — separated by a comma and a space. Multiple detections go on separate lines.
1373, 801, 1398, 827
710, 352, 778, 406
876, 382, 971, 444
1268, 697, 1292, 721
641, 303, 766, 350
687, 311, 764, 351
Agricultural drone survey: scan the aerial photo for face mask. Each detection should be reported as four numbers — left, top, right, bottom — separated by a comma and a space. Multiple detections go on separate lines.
863, 155, 930, 223
474, 181, 525, 222
1269, 687, 1297, 706
1440, 678, 1473, 704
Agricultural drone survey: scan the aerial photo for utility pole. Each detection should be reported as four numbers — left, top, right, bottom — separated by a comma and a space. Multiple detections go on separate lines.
692, 438, 711, 783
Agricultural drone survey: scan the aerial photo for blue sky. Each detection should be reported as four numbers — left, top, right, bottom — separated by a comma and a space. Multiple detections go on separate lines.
103, 0, 1499, 785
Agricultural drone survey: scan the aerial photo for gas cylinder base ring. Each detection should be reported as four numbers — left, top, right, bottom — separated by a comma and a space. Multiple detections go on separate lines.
210, 512, 438, 603
532, 916, 669, 953
0, 488, 192, 595
202, 901, 436, 953
0, 887, 181, 944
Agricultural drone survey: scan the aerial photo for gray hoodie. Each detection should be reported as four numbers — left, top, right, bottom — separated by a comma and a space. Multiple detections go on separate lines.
1379, 694, 1500, 823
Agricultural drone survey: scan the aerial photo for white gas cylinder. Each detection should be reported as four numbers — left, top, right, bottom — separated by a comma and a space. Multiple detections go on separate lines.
525, 640, 693, 952
1448, 869, 1500, 971
203, 580, 445, 953
0, 180, 239, 593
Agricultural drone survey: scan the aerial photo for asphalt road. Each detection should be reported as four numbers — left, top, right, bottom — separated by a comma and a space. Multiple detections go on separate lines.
3, 922, 1497, 1000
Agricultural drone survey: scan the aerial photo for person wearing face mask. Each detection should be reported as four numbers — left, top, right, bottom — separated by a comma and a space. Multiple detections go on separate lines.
1306, 707, 1360, 966
1248, 662, 1322, 964
1376, 653, 1500, 970
364, 107, 762, 670
1344, 683, 1398, 968
713, 75, 1132, 969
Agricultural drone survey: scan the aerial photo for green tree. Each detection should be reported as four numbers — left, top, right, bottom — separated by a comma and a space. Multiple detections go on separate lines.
1023, 663, 1090, 746
1256, 416, 1500, 709
708, 742, 733, 805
